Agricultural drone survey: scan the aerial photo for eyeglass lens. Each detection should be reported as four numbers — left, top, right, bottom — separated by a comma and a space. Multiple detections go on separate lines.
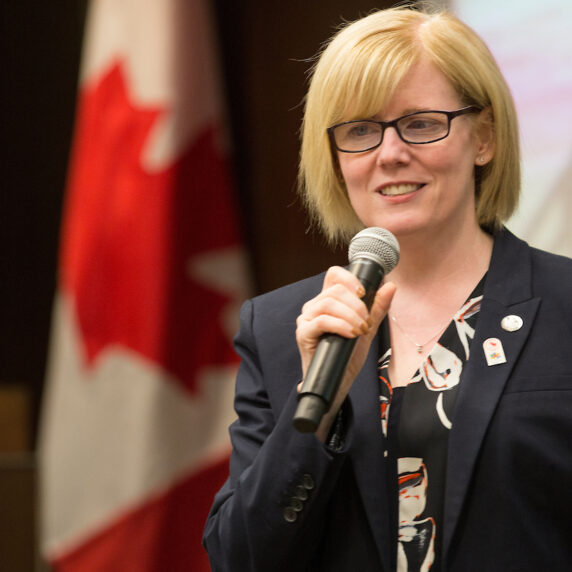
333, 111, 452, 152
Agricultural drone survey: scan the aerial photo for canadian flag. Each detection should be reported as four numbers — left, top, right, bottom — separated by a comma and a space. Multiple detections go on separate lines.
38, 0, 248, 569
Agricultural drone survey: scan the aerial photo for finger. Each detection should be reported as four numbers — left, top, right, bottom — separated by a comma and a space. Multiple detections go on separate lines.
322, 265, 367, 298
300, 291, 370, 333
302, 282, 367, 317
297, 312, 369, 344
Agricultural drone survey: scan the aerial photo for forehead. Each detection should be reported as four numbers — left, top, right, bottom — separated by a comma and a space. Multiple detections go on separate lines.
372, 58, 462, 119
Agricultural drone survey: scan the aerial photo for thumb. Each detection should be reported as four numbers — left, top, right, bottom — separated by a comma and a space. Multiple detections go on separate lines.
368, 281, 397, 334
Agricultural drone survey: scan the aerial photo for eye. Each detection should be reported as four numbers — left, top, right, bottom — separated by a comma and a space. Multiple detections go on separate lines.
346, 122, 378, 138
403, 117, 442, 131
398, 113, 448, 142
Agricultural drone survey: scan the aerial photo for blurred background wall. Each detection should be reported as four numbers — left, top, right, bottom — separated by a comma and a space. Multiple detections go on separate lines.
2, 3, 87, 570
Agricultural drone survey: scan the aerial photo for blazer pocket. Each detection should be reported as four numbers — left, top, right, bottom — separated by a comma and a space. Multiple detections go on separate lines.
503, 373, 572, 394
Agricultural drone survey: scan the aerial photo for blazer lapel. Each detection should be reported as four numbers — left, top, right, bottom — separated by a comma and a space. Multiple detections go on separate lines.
348, 335, 393, 571
443, 230, 541, 563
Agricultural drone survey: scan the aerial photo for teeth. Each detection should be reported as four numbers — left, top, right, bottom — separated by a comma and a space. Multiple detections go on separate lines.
380, 184, 421, 196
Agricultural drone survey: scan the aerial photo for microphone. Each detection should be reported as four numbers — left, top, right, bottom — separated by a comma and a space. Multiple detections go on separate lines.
293, 227, 400, 434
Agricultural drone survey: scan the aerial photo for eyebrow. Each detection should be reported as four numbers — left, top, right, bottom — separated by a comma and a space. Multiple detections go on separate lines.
369, 107, 429, 121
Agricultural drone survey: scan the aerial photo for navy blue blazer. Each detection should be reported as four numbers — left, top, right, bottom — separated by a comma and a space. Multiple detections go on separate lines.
203, 229, 572, 571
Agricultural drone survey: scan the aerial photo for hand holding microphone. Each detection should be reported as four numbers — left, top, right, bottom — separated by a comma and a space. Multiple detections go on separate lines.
293, 227, 400, 434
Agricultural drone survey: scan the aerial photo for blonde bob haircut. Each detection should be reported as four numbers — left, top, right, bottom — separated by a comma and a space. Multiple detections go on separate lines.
298, 5, 520, 245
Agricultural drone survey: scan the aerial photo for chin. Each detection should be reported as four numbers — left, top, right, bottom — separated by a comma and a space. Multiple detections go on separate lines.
369, 218, 427, 238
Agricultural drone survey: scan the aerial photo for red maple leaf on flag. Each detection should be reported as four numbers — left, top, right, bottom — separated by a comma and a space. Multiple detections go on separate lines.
60, 61, 242, 395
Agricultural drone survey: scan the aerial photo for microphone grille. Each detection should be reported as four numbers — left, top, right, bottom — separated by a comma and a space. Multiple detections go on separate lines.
348, 227, 400, 273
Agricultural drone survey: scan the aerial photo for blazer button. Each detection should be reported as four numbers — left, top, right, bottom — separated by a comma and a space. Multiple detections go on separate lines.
283, 506, 297, 523
293, 485, 308, 501
290, 498, 304, 512
302, 473, 315, 490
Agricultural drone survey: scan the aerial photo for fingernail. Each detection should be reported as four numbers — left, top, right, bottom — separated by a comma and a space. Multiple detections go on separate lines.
360, 321, 369, 335
356, 285, 365, 298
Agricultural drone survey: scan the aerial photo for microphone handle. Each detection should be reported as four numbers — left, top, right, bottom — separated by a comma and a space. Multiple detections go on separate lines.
293, 259, 383, 433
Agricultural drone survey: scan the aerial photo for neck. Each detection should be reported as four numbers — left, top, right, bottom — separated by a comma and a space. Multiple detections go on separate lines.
384, 220, 494, 388
387, 220, 493, 288
385, 220, 493, 327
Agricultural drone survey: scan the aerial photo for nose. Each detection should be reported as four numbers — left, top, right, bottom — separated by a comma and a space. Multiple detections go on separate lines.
374, 125, 411, 167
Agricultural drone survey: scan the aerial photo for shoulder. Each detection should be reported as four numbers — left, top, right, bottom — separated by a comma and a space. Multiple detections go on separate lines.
235, 272, 326, 351
529, 244, 572, 280
492, 227, 572, 287
248, 272, 326, 321
501, 229, 572, 314
486, 229, 572, 323
529, 246, 572, 318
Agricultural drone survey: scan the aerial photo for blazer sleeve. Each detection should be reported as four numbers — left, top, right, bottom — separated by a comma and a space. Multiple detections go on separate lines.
202, 296, 356, 572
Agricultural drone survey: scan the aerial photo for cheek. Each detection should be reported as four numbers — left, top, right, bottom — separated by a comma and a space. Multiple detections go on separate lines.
338, 156, 368, 192
445, 155, 477, 190
429, 146, 476, 188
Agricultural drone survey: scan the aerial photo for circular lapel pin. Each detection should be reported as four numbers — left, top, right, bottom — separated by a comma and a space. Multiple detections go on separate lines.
501, 315, 523, 332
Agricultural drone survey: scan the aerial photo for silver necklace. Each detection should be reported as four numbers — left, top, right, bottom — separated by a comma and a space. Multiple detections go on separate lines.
389, 314, 450, 354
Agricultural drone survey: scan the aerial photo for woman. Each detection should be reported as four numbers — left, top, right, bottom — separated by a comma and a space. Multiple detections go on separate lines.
203, 6, 572, 571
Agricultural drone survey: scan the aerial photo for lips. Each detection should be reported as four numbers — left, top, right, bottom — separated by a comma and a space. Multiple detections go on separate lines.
378, 183, 424, 196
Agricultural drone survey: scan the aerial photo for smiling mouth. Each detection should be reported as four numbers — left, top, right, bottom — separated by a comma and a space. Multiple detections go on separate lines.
379, 183, 424, 196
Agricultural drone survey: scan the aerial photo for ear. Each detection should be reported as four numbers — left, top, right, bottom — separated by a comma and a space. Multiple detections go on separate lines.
474, 107, 495, 166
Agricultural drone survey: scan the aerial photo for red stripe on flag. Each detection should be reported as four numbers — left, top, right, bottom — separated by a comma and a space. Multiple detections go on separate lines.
51, 457, 228, 572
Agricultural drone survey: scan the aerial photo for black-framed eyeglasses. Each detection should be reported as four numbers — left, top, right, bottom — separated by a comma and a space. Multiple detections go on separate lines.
327, 105, 481, 153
